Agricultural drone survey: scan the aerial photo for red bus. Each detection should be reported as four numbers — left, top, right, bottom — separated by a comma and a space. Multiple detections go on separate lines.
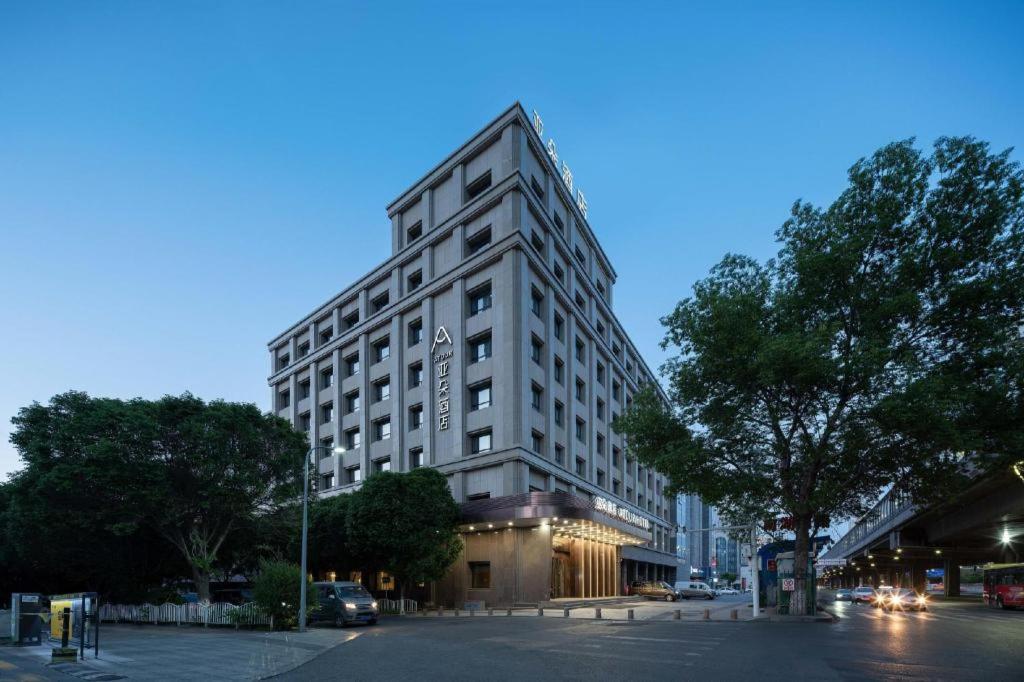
982, 563, 1024, 610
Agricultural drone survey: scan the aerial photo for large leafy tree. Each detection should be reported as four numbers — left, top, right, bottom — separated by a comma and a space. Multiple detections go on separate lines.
346, 468, 461, 610
8, 391, 308, 601
615, 137, 1023, 615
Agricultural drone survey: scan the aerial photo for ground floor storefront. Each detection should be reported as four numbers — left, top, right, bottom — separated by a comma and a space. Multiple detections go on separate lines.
434, 491, 678, 607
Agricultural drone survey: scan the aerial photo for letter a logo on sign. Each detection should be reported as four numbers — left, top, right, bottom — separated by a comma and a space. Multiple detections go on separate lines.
431, 326, 453, 352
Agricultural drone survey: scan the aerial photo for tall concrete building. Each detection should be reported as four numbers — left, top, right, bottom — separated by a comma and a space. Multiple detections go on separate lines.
267, 103, 678, 607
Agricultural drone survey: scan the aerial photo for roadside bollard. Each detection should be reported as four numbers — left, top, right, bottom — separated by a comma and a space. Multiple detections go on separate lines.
595, 607, 602, 619
673, 609, 681, 620
537, 607, 544, 617
506, 608, 512, 616
488, 608, 494, 616
627, 609, 635, 620
703, 608, 710, 621
731, 609, 738, 621
563, 608, 570, 618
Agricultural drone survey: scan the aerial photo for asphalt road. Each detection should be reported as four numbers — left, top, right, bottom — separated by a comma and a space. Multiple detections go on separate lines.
275, 597, 1024, 681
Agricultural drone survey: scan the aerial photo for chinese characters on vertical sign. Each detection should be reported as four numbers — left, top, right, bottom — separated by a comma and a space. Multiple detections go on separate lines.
531, 109, 588, 219
431, 326, 454, 431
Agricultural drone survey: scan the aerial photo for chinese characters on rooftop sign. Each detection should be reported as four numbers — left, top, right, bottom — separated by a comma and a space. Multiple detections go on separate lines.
531, 110, 588, 219
432, 326, 453, 431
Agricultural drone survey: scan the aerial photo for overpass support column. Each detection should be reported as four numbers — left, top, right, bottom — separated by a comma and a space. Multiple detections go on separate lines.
911, 561, 927, 594
943, 559, 960, 597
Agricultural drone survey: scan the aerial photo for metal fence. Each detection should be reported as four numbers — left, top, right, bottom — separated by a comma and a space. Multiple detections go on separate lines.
99, 602, 270, 627
377, 598, 418, 614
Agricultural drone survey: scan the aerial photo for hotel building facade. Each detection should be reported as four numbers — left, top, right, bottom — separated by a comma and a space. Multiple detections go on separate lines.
267, 103, 679, 607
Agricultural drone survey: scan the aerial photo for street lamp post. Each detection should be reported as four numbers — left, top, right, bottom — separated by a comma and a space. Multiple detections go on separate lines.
299, 444, 345, 633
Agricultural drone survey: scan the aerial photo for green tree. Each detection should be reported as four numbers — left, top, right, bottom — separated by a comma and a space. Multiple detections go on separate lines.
309, 493, 355, 578
9, 391, 308, 601
720, 572, 737, 586
252, 559, 317, 629
615, 137, 1023, 615
346, 468, 461, 611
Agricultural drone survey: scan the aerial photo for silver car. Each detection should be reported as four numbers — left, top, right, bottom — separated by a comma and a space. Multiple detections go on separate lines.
673, 581, 716, 600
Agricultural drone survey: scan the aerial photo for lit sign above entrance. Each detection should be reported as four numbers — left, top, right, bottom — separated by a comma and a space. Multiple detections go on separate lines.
531, 109, 588, 219
432, 326, 453, 431
593, 497, 651, 531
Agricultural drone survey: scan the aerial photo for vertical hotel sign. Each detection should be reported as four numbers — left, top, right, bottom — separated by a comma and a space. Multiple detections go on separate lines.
431, 326, 453, 431
531, 109, 588, 219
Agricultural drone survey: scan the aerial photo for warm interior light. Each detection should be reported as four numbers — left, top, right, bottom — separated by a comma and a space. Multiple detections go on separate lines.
468, 526, 475, 531
507, 521, 513, 526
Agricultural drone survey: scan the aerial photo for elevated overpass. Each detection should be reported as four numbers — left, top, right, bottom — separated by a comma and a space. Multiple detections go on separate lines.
819, 466, 1024, 595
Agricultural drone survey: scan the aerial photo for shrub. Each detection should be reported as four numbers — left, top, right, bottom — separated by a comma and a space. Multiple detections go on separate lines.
253, 559, 317, 629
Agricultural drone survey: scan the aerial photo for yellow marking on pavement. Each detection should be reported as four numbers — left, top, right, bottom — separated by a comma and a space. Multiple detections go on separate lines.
0, 660, 17, 669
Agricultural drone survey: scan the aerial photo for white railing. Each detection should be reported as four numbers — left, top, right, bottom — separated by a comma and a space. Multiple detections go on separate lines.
377, 598, 418, 614
99, 602, 270, 627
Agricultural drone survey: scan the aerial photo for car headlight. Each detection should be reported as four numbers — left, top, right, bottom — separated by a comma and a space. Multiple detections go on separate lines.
371, 601, 378, 609
344, 602, 358, 609
917, 596, 927, 604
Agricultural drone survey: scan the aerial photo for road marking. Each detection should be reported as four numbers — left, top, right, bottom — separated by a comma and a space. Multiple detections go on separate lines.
603, 635, 721, 644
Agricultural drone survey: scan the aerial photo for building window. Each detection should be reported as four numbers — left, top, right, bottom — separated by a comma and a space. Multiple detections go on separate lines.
597, 399, 605, 421
319, 438, 334, 456
596, 433, 605, 455
373, 337, 390, 363
408, 362, 423, 387
408, 319, 423, 346
299, 412, 311, 432
276, 352, 290, 370
409, 447, 424, 469
612, 446, 621, 467
575, 418, 586, 443
596, 363, 605, 385
554, 314, 564, 340
612, 479, 621, 496
278, 389, 290, 409
575, 456, 585, 476
320, 367, 334, 390
321, 403, 333, 423
374, 378, 390, 402
468, 282, 492, 315
409, 404, 423, 430
470, 429, 492, 454
596, 320, 606, 339
574, 246, 585, 264
465, 170, 492, 201
343, 310, 359, 330
298, 341, 310, 358
346, 466, 361, 484
299, 379, 310, 399
597, 469, 606, 487
320, 472, 334, 490
374, 418, 391, 441
406, 220, 423, 245
530, 229, 545, 254
466, 492, 491, 501
553, 261, 564, 283
465, 226, 492, 256
554, 400, 564, 427
530, 175, 545, 201
345, 428, 361, 450
345, 390, 360, 414
531, 431, 544, 454
575, 338, 585, 362
469, 333, 492, 363
554, 444, 565, 465
319, 327, 333, 346
612, 341, 622, 359
553, 213, 565, 233
612, 380, 621, 402
531, 384, 543, 412
575, 292, 586, 311
372, 291, 390, 314
575, 379, 585, 403
554, 357, 564, 385
375, 458, 391, 473
470, 382, 492, 411
638, 493, 645, 508
469, 561, 491, 589
531, 337, 543, 365
407, 270, 423, 293
346, 353, 360, 376
531, 287, 543, 317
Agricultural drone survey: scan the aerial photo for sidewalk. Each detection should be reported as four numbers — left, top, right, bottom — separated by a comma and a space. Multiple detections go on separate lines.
0, 624, 360, 681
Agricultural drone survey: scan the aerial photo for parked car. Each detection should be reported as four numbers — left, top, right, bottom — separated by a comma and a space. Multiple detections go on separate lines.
717, 587, 739, 595
851, 586, 875, 604
882, 589, 928, 612
309, 581, 379, 626
673, 581, 716, 600
835, 588, 853, 601
630, 581, 679, 601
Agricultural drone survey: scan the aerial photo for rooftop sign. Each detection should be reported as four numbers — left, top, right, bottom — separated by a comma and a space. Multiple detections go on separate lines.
531, 109, 588, 219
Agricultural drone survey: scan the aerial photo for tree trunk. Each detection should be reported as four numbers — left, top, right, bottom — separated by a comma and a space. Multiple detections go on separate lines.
791, 517, 811, 616
192, 564, 212, 603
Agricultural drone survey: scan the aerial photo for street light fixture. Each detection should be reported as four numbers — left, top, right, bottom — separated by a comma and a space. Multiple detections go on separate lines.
299, 444, 345, 633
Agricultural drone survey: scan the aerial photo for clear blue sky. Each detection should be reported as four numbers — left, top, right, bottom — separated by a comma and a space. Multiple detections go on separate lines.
2, 1, 1022, 478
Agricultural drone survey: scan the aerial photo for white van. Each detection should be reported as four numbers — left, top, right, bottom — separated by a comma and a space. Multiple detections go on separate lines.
673, 581, 715, 600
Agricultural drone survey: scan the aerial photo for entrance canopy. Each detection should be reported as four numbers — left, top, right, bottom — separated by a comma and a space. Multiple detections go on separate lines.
459, 491, 652, 545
